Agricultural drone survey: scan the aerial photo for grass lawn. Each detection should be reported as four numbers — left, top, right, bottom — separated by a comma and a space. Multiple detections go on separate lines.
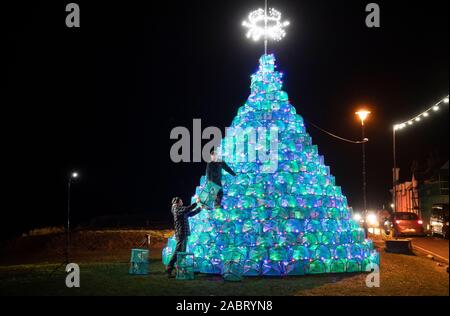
0, 248, 448, 296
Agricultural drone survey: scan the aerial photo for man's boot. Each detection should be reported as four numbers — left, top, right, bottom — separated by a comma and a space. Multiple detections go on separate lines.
166, 267, 175, 278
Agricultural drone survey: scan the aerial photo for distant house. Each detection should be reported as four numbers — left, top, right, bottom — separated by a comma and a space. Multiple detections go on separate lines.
419, 161, 449, 230
392, 161, 449, 230
392, 175, 420, 215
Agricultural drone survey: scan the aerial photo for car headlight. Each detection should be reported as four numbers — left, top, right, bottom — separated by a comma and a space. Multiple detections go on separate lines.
366, 213, 378, 226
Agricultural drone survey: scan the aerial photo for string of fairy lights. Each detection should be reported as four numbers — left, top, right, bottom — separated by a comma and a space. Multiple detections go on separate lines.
393, 95, 449, 130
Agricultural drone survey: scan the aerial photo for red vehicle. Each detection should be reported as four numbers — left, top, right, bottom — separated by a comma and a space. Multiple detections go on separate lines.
389, 212, 425, 237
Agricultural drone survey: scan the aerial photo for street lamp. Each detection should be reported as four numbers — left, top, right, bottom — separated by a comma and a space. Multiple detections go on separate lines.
392, 124, 398, 214
49, 171, 81, 277
66, 171, 79, 264
355, 110, 371, 237
355, 110, 371, 125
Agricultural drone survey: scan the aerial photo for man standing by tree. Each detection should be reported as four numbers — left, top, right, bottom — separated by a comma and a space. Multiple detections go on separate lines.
206, 149, 237, 208
167, 196, 201, 278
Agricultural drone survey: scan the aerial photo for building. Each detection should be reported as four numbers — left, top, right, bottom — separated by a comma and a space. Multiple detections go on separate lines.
392, 161, 449, 231
393, 175, 420, 215
419, 161, 449, 230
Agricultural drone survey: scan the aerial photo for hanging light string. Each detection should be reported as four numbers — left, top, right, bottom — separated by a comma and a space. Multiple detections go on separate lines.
303, 117, 368, 144
394, 95, 449, 130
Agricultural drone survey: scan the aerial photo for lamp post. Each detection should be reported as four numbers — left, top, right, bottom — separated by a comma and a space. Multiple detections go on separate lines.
48, 171, 80, 277
66, 171, 79, 263
392, 127, 397, 213
355, 110, 371, 237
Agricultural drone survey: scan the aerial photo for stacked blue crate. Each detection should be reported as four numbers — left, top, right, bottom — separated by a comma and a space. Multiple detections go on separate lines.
176, 252, 195, 280
129, 248, 149, 275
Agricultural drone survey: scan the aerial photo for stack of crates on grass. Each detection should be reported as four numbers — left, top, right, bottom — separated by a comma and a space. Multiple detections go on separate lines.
129, 248, 149, 275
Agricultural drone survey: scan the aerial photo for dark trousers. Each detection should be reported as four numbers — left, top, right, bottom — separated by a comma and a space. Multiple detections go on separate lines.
215, 188, 223, 208
167, 236, 187, 271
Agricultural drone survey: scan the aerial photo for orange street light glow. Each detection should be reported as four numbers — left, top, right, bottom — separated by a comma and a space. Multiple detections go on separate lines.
355, 110, 371, 126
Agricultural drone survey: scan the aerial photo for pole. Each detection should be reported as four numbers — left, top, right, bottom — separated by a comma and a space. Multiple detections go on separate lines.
362, 123, 367, 212
392, 128, 397, 212
264, 0, 268, 55
67, 179, 71, 264
48, 175, 75, 278
361, 121, 368, 237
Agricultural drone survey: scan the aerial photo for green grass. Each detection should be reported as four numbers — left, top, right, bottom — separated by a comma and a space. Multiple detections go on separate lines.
1, 230, 447, 296
0, 250, 448, 296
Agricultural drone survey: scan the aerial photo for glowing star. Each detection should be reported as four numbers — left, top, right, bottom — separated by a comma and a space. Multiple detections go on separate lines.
242, 8, 290, 42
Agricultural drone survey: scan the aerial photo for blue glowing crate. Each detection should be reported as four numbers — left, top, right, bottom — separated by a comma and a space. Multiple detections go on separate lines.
223, 260, 244, 282
129, 262, 149, 275
129, 248, 149, 275
197, 181, 221, 209
176, 252, 195, 280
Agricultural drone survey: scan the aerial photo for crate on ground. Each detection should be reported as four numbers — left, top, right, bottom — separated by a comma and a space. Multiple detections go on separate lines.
176, 252, 195, 280
129, 248, 149, 275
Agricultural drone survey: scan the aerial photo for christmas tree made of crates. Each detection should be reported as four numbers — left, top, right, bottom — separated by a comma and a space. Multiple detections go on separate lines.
163, 54, 379, 276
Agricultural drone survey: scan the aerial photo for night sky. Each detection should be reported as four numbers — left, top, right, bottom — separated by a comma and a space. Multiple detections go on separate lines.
5, 0, 449, 238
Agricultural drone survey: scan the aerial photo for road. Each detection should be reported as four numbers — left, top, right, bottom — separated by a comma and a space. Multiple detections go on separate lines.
411, 236, 449, 262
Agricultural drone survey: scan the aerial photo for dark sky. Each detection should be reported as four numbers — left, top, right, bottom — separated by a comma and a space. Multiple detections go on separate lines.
5, 0, 449, 238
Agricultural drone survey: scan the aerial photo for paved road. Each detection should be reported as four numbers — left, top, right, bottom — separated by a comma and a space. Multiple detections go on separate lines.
411, 236, 449, 262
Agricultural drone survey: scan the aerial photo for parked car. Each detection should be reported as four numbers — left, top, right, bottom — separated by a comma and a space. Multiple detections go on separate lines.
430, 204, 449, 239
383, 212, 425, 237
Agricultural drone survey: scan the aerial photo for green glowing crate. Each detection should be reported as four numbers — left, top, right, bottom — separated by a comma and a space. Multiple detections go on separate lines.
129, 248, 149, 275
176, 252, 195, 280
198, 181, 221, 209
223, 260, 244, 282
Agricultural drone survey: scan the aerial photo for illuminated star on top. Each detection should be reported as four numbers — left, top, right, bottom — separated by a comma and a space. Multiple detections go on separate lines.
242, 8, 290, 42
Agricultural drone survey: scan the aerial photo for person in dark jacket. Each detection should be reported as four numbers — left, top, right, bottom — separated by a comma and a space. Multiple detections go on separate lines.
206, 150, 236, 208
167, 196, 201, 277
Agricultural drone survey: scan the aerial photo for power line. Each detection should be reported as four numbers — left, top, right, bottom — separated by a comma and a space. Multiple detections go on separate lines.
303, 117, 368, 144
